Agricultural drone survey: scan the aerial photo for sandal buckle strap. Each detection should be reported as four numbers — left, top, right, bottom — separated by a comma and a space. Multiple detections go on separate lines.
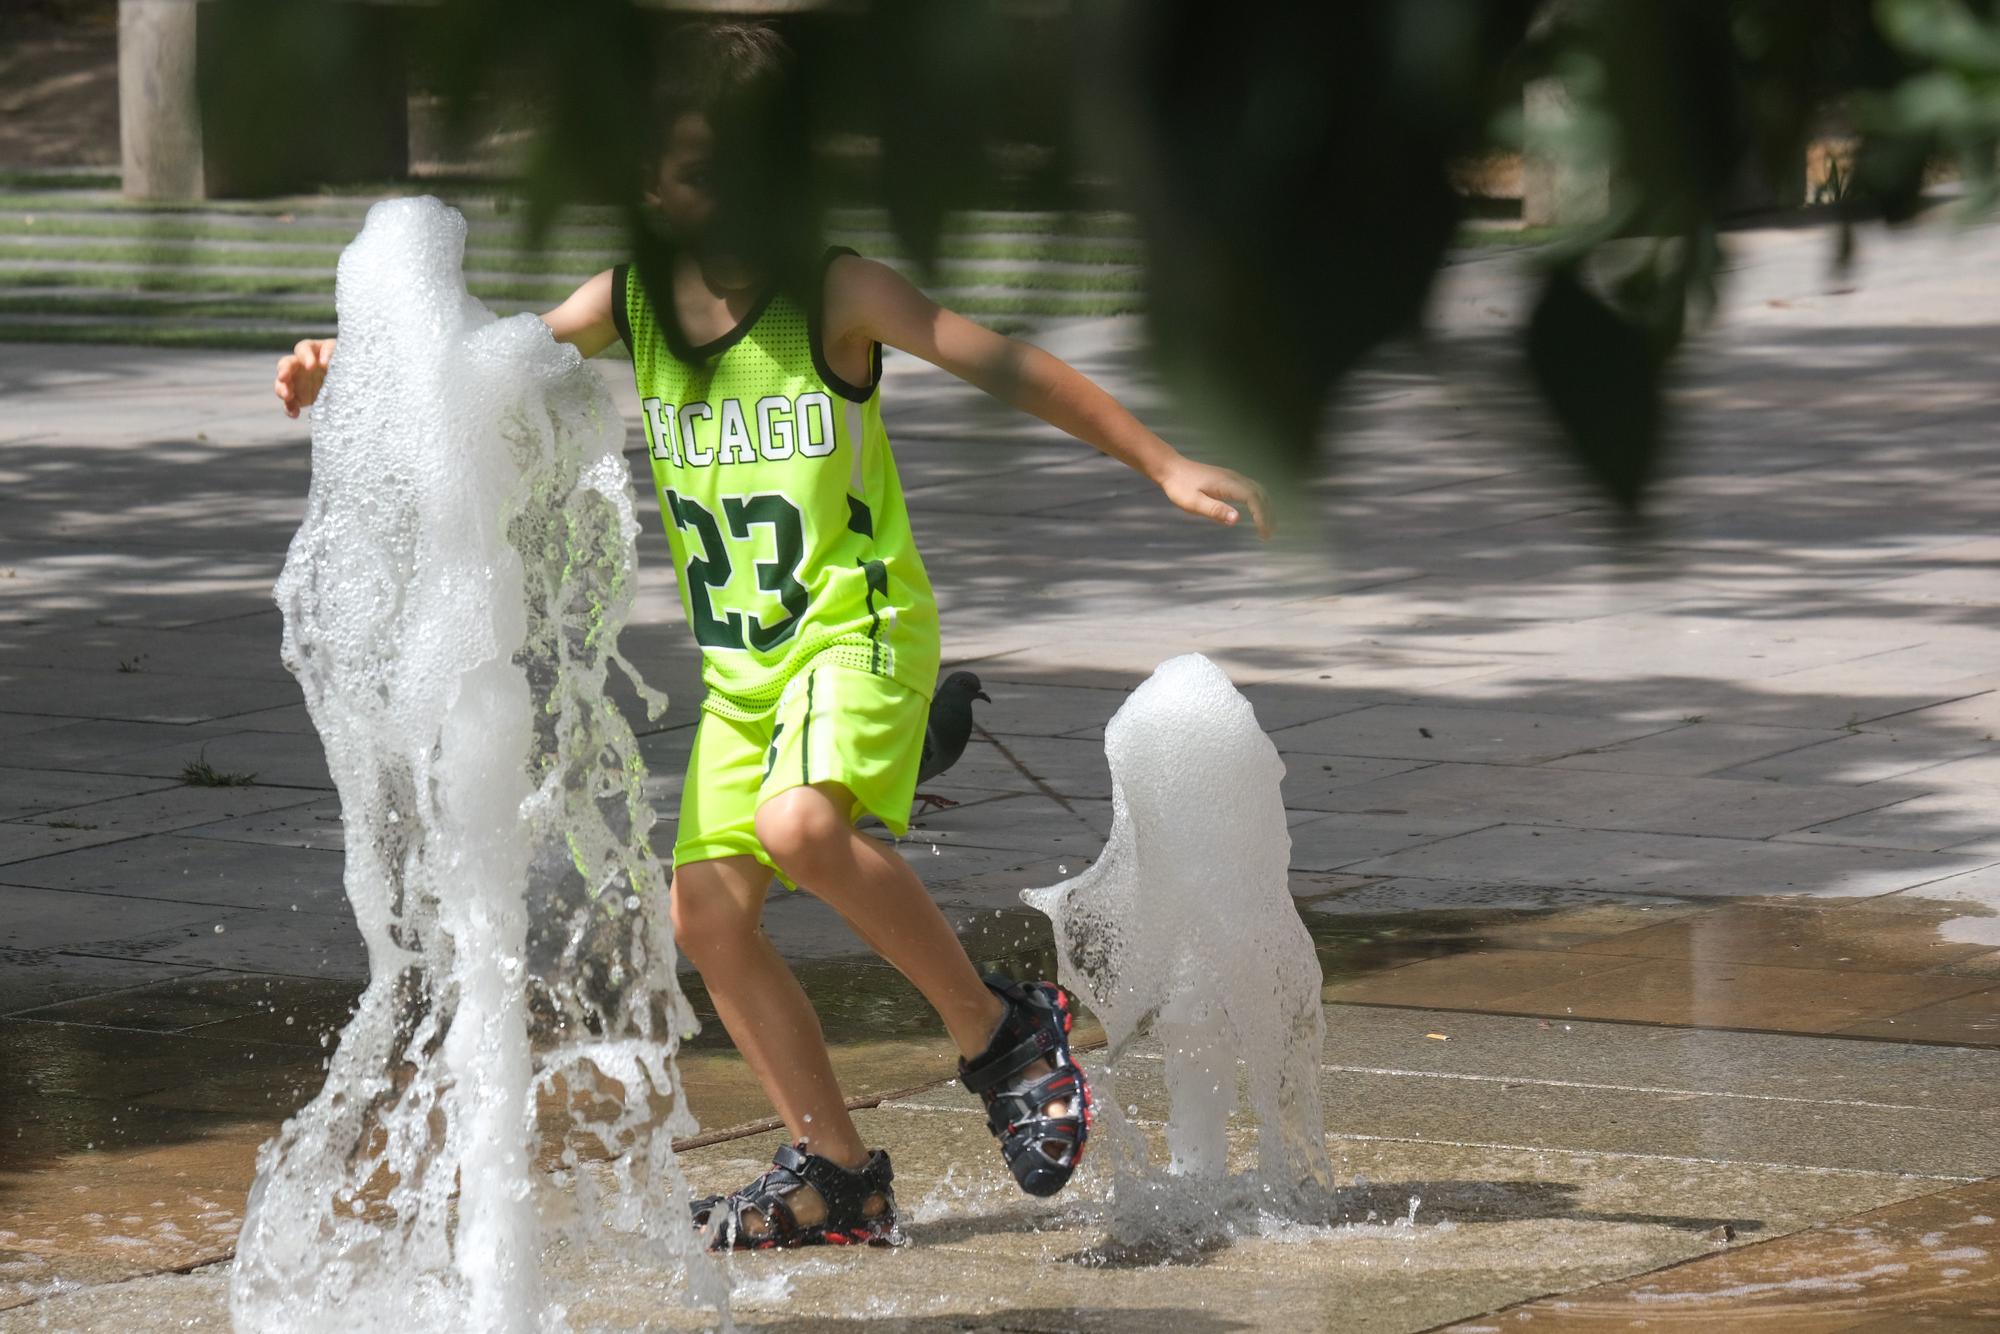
694, 1144, 896, 1251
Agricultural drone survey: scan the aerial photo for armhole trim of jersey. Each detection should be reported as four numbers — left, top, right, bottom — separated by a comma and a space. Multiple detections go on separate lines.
611, 263, 633, 350
810, 245, 880, 404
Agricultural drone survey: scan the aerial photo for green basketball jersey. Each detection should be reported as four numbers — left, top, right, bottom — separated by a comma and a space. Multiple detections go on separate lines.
613, 249, 940, 721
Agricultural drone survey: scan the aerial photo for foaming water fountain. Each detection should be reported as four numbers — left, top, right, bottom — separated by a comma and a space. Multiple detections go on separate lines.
232, 198, 725, 1332
1024, 653, 1336, 1251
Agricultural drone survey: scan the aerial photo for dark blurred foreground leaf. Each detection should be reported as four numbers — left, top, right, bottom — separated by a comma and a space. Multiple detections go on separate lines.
412, 0, 659, 248
1110, 0, 1534, 477
1526, 265, 1663, 513
179, 0, 2000, 520
860, 0, 1011, 274
197, 0, 407, 197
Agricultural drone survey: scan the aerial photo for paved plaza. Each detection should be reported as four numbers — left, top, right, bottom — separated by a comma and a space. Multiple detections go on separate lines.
5, 214, 2000, 1330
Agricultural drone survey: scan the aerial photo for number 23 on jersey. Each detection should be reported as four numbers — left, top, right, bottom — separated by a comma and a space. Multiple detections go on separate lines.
664, 490, 810, 653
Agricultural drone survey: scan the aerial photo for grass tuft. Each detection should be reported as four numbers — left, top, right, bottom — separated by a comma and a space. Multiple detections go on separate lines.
182, 751, 259, 787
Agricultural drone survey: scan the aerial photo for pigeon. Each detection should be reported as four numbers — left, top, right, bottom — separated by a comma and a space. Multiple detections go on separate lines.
914, 671, 990, 814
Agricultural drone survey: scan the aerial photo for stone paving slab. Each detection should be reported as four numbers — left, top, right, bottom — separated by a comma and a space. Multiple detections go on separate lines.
1880, 862, 2000, 919
74, 728, 335, 789
0, 769, 174, 820
1119, 1055, 2000, 1180
1278, 754, 1435, 809
105, 903, 366, 978
0, 834, 343, 913
1303, 875, 1696, 919
1781, 788, 2000, 854
899, 792, 1105, 858
169, 794, 343, 851
22, 785, 324, 840
208, 702, 316, 734
0, 718, 240, 772
0, 821, 135, 864
1331, 947, 1993, 1037
1711, 725, 2000, 786
1563, 900, 2000, 979
1541, 719, 1845, 777
1432, 669, 1995, 736
1317, 761, 1902, 839
0, 622, 303, 685
1441, 1178, 2000, 1331
1, 667, 302, 726
1269, 704, 1673, 766
0, 947, 208, 1014
1346, 824, 1994, 900
1, 882, 242, 953
1873, 748, 2000, 792
1839, 989, 2000, 1045
1313, 1004, 2000, 1113
1285, 811, 1497, 870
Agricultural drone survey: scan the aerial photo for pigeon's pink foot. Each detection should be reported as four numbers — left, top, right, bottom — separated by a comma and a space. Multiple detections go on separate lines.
912, 792, 959, 816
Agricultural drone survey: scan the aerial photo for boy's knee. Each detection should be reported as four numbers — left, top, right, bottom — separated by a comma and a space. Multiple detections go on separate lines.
669, 870, 760, 963
754, 786, 849, 882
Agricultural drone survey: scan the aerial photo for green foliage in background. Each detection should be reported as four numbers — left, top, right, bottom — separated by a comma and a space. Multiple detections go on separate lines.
190, 0, 2000, 515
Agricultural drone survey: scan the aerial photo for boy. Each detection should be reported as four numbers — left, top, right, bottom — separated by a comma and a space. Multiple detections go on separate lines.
276, 21, 1270, 1250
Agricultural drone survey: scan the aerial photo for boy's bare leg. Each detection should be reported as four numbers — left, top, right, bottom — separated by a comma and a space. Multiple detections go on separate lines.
673, 786, 1070, 1237
669, 855, 886, 1232
754, 782, 1068, 1105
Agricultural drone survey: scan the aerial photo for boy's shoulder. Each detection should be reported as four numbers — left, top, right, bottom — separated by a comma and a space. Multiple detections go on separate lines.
820, 251, 928, 342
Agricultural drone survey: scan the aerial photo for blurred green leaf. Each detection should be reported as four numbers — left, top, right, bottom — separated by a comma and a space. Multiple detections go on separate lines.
1878, 0, 2000, 72
197, 0, 408, 197
854, 0, 1011, 275
1109, 0, 1531, 474
175, 0, 2000, 520
1527, 265, 1663, 514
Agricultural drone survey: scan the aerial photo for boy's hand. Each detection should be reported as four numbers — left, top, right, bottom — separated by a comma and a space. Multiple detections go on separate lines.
1158, 458, 1274, 539
275, 338, 335, 418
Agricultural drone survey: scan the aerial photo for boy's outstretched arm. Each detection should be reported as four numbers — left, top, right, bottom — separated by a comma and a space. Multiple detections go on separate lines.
274, 270, 621, 417
538, 268, 622, 358
825, 256, 1273, 538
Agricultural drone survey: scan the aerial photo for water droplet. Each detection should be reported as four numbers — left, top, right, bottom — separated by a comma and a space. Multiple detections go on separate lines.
624, 895, 640, 910
213, 924, 225, 934
284, 1015, 295, 1026
930, 844, 939, 855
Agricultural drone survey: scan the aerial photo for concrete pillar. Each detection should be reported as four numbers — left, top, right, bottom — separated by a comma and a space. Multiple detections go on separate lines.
1521, 77, 1610, 227
119, 0, 204, 201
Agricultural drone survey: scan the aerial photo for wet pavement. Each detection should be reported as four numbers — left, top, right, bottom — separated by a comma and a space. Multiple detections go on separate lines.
8, 213, 2000, 1328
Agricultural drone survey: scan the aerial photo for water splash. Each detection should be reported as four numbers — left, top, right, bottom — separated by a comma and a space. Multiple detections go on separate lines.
232, 197, 723, 1331
1022, 653, 1334, 1248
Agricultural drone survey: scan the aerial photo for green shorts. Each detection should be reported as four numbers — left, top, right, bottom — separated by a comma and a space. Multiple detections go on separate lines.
672, 661, 928, 884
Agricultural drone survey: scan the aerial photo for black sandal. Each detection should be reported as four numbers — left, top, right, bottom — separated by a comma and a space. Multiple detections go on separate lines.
689, 1142, 898, 1251
959, 974, 1094, 1198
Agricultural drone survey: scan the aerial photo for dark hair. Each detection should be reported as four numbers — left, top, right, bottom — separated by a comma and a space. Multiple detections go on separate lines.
659, 21, 793, 131
655, 20, 818, 280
